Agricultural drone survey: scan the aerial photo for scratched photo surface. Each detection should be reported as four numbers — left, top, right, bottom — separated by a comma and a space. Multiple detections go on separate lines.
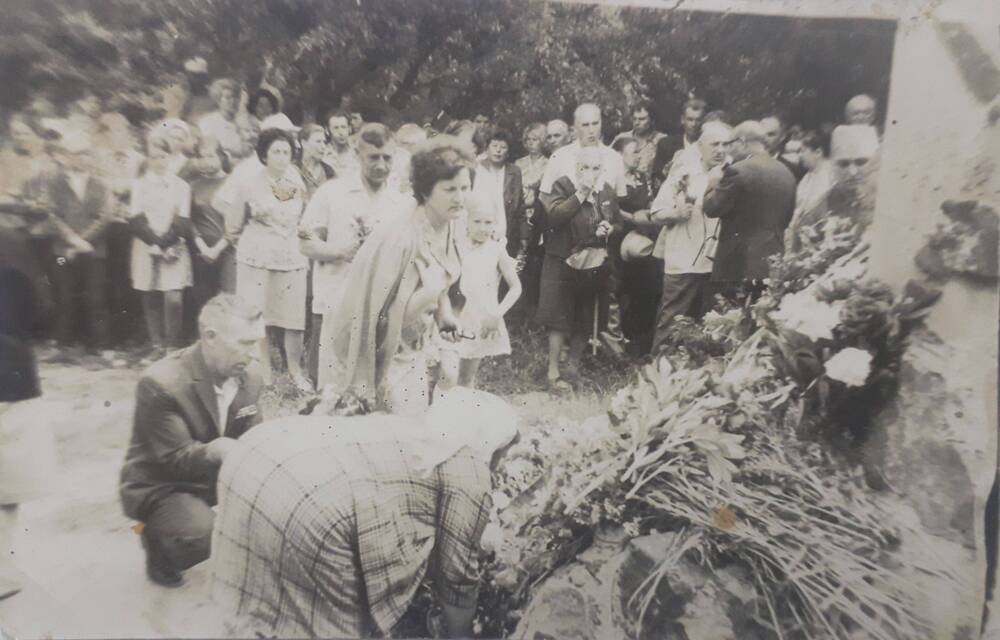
0, 1, 997, 638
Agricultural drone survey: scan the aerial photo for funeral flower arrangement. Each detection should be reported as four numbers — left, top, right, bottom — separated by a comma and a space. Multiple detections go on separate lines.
474, 215, 952, 639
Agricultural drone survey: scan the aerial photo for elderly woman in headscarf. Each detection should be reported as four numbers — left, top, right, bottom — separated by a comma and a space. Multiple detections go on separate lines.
317, 135, 474, 414
211, 388, 519, 639
197, 78, 248, 164
790, 124, 880, 250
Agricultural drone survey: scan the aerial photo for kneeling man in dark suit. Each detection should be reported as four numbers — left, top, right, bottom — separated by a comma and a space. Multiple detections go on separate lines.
120, 293, 265, 586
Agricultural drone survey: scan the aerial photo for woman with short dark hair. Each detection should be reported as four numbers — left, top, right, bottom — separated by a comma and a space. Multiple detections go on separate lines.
319, 135, 475, 415
228, 128, 310, 388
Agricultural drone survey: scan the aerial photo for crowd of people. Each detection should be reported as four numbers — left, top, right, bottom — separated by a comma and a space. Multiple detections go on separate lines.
0, 54, 884, 635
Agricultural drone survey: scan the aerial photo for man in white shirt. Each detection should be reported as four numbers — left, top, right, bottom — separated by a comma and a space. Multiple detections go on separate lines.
649, 121, 733, 350
540, 103, 627, 201
299, 123, 413, 389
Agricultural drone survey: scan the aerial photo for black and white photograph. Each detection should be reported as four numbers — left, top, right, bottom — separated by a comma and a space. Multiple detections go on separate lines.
0, 0, 998, 637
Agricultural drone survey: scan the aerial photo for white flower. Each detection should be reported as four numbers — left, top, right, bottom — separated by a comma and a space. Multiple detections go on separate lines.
823, 348, 873, 387
772, 289, 843, 341
479, 520, 505, 553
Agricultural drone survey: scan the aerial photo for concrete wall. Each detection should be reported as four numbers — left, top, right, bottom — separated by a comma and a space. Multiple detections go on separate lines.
869, 1, 999, 636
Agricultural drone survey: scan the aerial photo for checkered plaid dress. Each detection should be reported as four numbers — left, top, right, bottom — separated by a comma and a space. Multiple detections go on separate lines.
210, 418, 493, 638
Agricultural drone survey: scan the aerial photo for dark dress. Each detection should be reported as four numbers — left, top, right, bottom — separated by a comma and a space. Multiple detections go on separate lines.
0, 229, 46, 402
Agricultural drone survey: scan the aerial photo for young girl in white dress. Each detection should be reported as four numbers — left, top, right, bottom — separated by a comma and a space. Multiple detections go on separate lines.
453, 198, 522, 388
129, 135, 193, 350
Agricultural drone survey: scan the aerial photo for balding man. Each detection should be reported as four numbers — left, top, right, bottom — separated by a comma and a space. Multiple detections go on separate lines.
544, 119, 571, 156
845, 94, 877, 126
649, 121, 732, 348
703, 120, 796, 308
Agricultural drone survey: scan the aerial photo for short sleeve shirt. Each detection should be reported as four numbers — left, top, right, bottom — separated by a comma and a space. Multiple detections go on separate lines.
300, 176, 413, 314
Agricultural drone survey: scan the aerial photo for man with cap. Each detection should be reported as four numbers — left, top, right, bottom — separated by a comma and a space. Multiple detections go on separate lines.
703, 120, 796, 309
211, 388, 518, 638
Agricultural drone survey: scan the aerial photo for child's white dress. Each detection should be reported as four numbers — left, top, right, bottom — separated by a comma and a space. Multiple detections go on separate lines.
455, 239, 512, 360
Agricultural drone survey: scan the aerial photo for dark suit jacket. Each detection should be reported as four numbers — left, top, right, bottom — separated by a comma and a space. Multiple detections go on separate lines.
503, 163, 526, 251
703, 154, 796, 282
537, 176, 621, 260
26, 172, 113, 258
119, 344, 264, 520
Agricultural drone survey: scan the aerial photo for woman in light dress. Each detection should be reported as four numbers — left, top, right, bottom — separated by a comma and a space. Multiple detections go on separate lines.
227, 128, 310, 389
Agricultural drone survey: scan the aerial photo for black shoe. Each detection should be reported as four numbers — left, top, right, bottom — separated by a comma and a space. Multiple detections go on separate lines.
142, 533, 184, 588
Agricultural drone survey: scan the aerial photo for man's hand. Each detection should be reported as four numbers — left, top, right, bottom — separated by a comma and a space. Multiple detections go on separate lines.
595, 220, 613, 239
206, 437, 239, 465
707, 164, 725, 186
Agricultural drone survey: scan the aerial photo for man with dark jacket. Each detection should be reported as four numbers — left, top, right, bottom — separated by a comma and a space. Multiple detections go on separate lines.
24, 131, 118, 348
119, 294, 265, 587
703, 120, 796, 309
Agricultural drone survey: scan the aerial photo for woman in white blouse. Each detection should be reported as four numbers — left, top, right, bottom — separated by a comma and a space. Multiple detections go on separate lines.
129, 135, 193, 351
226, 127, 310, 389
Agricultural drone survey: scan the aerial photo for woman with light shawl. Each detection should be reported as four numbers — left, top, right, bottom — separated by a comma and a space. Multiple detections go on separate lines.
211, 387, 519, 638
317, 135, 475, 415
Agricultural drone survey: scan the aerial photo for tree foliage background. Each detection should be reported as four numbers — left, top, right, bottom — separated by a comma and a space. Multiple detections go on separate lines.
0, 0, 895, 142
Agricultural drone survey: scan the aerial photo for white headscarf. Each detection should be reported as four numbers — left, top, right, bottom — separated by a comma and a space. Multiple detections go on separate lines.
830, 124, 879, 160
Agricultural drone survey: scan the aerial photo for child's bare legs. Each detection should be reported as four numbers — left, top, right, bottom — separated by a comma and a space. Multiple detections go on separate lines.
547, 330, 566, 382
458, 358, 482, 388
283, 328, 309, 389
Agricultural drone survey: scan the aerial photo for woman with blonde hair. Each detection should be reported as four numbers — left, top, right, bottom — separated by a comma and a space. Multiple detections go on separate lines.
128, 135, 193, 351
197, 78, 247, 164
